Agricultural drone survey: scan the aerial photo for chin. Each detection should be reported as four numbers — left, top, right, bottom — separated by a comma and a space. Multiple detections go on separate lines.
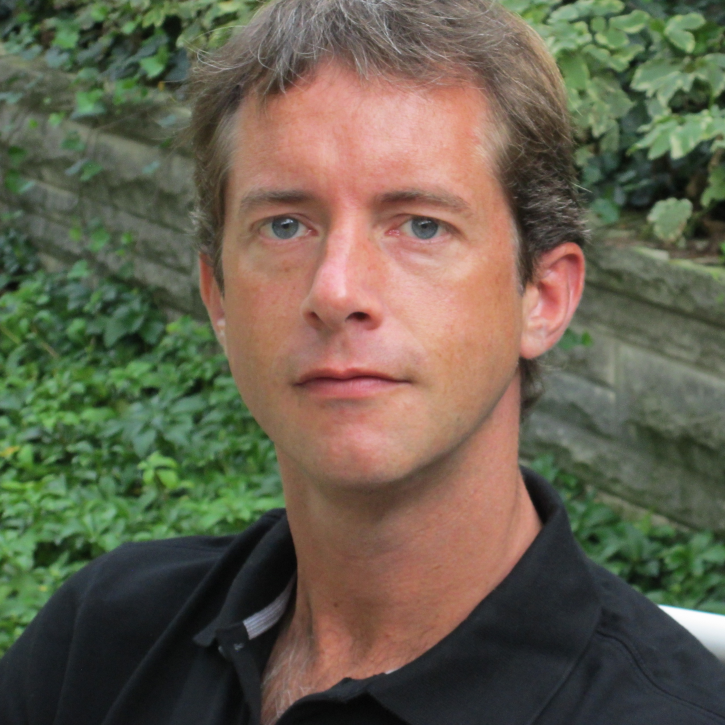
287, 432, 444, 494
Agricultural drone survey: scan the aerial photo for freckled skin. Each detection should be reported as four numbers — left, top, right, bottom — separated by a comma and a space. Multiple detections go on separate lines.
208, 65, 527, 491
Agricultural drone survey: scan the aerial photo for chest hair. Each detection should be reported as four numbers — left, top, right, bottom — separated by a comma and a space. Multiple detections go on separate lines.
260, 624, 317, 725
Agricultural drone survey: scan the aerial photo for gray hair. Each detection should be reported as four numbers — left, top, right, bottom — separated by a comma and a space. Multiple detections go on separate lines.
188, 0, 588, 412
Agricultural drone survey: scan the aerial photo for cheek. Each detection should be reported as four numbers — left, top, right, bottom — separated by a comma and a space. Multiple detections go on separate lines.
426, 252, 523, 388
220, 269, 291, 393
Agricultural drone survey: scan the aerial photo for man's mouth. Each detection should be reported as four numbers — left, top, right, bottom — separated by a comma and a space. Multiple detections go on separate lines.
295, 368, 406, 398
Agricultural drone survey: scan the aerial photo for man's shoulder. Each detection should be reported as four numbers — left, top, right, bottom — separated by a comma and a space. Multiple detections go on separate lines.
0, 509, 287, 724
0, 508, 287, 671
69, 507, 287, 608
572, 560, 725, 723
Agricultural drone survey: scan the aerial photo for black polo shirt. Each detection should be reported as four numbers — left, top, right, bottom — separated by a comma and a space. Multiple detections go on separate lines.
2, 470, 725, 725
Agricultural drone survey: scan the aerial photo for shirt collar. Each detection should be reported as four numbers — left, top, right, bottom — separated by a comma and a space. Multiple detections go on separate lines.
193, 514, 296, 648
194, 470, 602, 725
368, 470, 602, 725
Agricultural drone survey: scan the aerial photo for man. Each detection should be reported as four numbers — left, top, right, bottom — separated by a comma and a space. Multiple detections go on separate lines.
1, 0, 724, 723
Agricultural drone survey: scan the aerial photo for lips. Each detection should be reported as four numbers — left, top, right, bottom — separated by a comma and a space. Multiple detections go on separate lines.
296, 368, 400, 385
295, 368, 407, 397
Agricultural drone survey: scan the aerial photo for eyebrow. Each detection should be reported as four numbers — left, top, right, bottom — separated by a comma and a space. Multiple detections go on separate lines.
237, 189, 314, 216
376, 189, 473, 216
236, 187, 473, 217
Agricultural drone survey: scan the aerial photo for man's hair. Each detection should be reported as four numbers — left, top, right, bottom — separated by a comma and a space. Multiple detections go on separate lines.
188, 0, 588, 412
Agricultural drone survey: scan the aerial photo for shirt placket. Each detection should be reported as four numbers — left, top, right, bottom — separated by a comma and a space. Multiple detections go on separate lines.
217, 624, 262, 725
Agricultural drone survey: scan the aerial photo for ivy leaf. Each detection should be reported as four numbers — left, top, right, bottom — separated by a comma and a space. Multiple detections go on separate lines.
89, 3, 109, 23
141, 160, 160, 175
157, 468, 181, 490
590, 197, 621, 224
595, 27, 629, 50
142, 4, 169, 28
64, 159, 87, 177
216, 1, 244, 14
3, 170, 35, 195
61, 132, 86, 152
695, 54, 725, 99
588, 0, 624, 17
544, 21, 592, 55
551, 0, 623, 20
89, 225, 111, 252
702, 166, 725, 208
632, 117, 680, 159
549, 4, 582, 22
48, 112, 66, 128
609, 10, 649, 34
668, 113, 711, 160
664, 13, 705, 54
131, 429, 157, 458
79, 161, 103, 182
69, 223, 83, 243
584, 75, 633, 137
73, 90, 106, 119
559, 53, 590, 90
648, 198, 693, 244
102, 316, 130, 348
0, 91, 23, 104
559, 328, 594, 351
65, 158, 104, 183
53, 21, 80, 51
139, 46, 169, 80
7, 146, 28, 168
631, 57, 694, 106
500, 0, 530, 12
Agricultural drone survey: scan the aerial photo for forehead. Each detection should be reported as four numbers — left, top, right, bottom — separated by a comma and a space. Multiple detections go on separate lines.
227, 63, 501, 199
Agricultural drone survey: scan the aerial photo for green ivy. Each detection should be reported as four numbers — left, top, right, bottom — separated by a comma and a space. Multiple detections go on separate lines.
0, 0, 261, 101
501, 0, 725, 244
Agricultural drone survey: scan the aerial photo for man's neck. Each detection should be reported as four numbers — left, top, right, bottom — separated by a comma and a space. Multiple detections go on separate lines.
267, 385, 542, 695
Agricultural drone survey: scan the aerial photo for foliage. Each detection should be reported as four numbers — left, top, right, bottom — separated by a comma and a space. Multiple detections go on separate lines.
0, 0, 260, 100
500, 0, 725, 247
531, 455, 725, 615
0, 228, 283, 656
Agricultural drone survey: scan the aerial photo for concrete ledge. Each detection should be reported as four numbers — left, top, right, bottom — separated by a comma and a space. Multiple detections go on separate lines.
586, 242, 725, 328
522, 411, 725, 532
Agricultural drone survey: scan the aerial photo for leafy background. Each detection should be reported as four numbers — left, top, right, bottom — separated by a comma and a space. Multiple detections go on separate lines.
1, 0, 725, 656
1, 0, 724, 247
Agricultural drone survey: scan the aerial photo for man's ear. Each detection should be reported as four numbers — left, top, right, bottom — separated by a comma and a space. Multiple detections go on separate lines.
519, 242, 586, 360
198, 254, 227, 352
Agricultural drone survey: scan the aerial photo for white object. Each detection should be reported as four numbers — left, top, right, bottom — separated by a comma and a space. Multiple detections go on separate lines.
660, 605, 725, 663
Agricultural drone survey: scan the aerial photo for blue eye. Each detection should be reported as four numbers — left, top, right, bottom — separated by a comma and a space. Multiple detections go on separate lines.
408, 217, 440, 240
270, 217, 301, 239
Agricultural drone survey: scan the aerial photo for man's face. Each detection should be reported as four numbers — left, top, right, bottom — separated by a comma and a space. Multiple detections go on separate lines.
209, 64, 527, 489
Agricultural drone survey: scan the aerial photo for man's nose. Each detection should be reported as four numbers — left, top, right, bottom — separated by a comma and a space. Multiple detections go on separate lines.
300, 227, 384, 332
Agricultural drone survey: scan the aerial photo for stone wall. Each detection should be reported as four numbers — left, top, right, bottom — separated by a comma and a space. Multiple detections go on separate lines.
0, 53, 201, 317
2, 54, 724, 532
522, 242, 725, 532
